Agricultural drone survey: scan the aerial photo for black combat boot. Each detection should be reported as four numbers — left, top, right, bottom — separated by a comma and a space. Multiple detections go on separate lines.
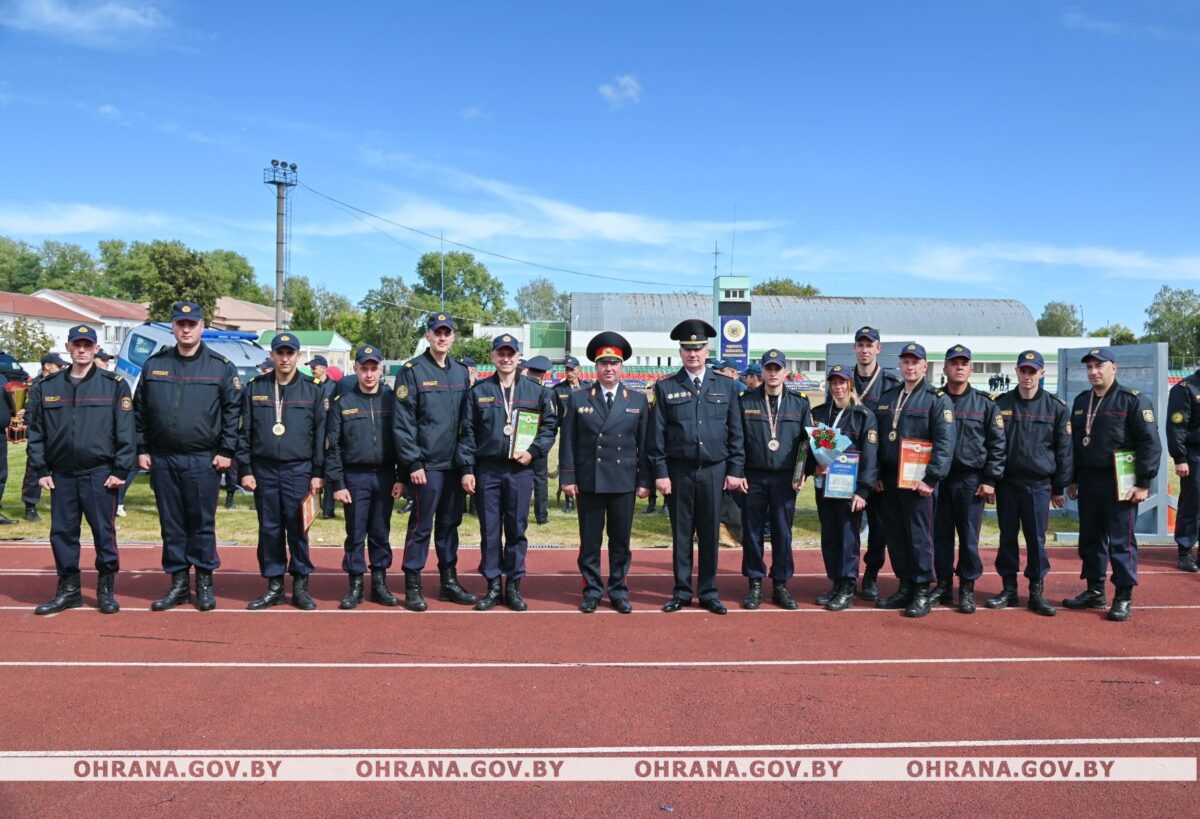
23, 504, 40, 522
150, 570, 190, 611
438, 567, 477, 605
1107, 586, 1133, 621
564, 496, 575, 513
815, 581, 838, 607
825, 579, 855, 612
876, 579, 914, 610
1063, 580, 1107, 609
904, 583, 934, 618
475, 577, 503, 611
930, 578, 953, 606
340, 574, 364, 610
247, 577, 285, 610
96, 572, 119, 614
1027, 579, 1055, 616
195, 568, 216, 612
858, 567, 879, 601
371, 569, 399, 607
772, 582, 798, 610
1178, 549, 1199, 573
291, 575, 316, 610
957, 579, 976, 614
504, 577, 528, 611
224, 492, 236, 510
742, 578, 762, 610
402, 570, 426, 612
986, 575, 1018, 609
35, 572, 83, 615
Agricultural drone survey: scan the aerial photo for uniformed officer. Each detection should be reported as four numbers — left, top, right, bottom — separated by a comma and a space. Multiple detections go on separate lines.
553, 354, 590, 513
523, 355, 555, 525
988, 350, 1071, 616
735, 349, 812, 610
850, 326, 902, 601
393, 313, 476, 610
804, 364, 879, 611
1064, 347, 1162, 621
135, 301, 242, 612
458, 335, 558, 611
1166, 363, 1200, 572
238, 333, 328, 611
21, 353, 66, 522
307, 355, 339, 520
873, 342, 955, 618
27, 324, 135, 615
327, 344, 404, 609
930, 345, 1006, 614
560, 332, 650, 613
0, 355, 17, 525
743, 362, 763, 392
647, 319, 744, 615
461, 357, 478, 387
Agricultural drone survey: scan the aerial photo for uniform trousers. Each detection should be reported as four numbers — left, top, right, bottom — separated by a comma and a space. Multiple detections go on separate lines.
995, 480, 1051, 580
341, 468, 395, 574
253, 458, 313, 578
149, 453, 221, 573
881, 476, 938, 584
740, 469, 796, 582
576, 490, 635, 601
49, 469, 119, 576
815, 489, 862, 581
1174, 450, 1200, 550
1076, 467, 1139, 587
933, 470, 985, 581
666, 460, 725, 602
476, 460, 534, 580
401, 468, 463, 572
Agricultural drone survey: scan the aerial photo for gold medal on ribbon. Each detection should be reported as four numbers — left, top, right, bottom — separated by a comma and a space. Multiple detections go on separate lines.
888, 430, 897, 442
272, 422, 286, 436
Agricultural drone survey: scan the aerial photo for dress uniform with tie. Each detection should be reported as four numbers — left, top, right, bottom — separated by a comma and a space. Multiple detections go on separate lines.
1166, 366, 1200, 572
738, 349, 812, 610
559, 332, 650, 613
457, 335, 558, 611
238, 333, 328, 611
647, 319, 745, 615
1064, 347, 1162, 621
27, 324, 135, 615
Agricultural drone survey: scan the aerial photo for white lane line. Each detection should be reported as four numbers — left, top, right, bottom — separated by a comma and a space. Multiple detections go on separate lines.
0, 655, 1195, 670
5, 736, 1200, 757
3, 604, 1199, 614
0, 569, 1189, 577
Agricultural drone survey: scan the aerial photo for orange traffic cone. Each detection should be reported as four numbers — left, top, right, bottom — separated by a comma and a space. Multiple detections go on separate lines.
1168, 482, 1177, 529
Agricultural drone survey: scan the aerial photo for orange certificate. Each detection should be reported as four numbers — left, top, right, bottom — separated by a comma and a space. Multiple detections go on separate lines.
300, 489, 320, 532
898, 438, 933, 490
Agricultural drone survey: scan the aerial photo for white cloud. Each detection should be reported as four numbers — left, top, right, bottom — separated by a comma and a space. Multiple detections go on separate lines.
1062, 8, 1198, 45
0, 202, 178, 235
598, 74, 642, 108
460, 105, 488, 122
1, 0, 173, 48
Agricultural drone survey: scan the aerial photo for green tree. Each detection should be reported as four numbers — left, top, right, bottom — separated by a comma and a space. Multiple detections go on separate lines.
1036, 301, 1084, 336
751, 277, 821, 297
1090, 323, 1137, 347
515, 276, 570, 321
145, 240, 222, 321
312, 284, 365, 345
1143, 285, 1200, 358
0, 316, 56, 360
285, 275, 320, 329
0, 237, 41, 293
455, 335, 495, 368
206, 250, 265, 304
359, 276, 419, 359
37, 241, 102, 294
413, 251, 520, 325
97, 239, 156, 301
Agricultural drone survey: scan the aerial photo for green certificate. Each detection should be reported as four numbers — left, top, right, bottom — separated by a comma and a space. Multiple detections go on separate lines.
509, 409, 541, 459
1113, 450, 1137, 500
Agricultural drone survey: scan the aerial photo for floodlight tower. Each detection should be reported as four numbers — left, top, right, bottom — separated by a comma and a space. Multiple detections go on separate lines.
263, 159, 298, 330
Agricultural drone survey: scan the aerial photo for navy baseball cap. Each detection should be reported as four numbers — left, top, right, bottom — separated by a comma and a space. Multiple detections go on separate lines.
745, 362, 762, 376
96, 350, 114, 361
826, 363, 853, 380
855, 326, 880, 342
1082, 347, 1116, 364
761, 349, 787, 368
258, 357, 274, 369
460, 357, 477, 368
171, 301, 203, 322
564, 355, 581, 369
944, 344, 972, 362
1016, 350, 1045, 370
524, 355, 552, 374
492, 334, 521, 353
355, 345, 382, 364
40, 353, 66, 366
270, 333, 300, 351
899, 342, 927, 360
67, 325, 98, 344
427, 312, 454, 331
306, 355, 328, 367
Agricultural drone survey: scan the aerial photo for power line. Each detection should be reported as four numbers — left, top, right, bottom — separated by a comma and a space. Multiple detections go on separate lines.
298, 181, 699, 290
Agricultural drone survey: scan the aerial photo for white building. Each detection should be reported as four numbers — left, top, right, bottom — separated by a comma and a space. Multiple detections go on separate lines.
0, 291, 97, 355
33, 289, 149, 351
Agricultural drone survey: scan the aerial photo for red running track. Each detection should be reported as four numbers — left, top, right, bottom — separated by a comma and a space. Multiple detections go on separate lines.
0, 541, 1197, 815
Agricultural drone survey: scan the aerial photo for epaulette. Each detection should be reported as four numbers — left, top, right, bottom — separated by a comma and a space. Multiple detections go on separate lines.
1122, 387, 1141, 397
1051, 394, 1067, 406
206, 348, 232, 365
312, 376, 320, 384
333, 393, 341, 403
249, 371, 272, 384
95, 368, 119, 381
935, 390, 945, 397
404, 361, 414, 369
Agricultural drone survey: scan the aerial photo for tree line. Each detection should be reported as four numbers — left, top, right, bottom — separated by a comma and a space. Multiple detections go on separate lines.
1036, 287, 1200, 359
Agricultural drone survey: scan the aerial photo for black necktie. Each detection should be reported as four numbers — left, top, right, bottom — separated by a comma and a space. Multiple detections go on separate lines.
693, 377, 701, 393
606, 392, 613, 410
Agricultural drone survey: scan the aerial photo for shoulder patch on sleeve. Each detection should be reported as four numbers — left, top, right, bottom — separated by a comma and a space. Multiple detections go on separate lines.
943, 409, 954, 423
231, 375, 242, 391
867, 429, 878, 443
120, 396, 132, 411
1143, 408, 1155, 423
396, 384, 409, 400
1171, 411, 1185, 424
995, 414, 1004, 428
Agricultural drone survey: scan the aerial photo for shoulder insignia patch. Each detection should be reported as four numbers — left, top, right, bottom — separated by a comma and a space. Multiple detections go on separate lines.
1073, 408, 1083, 415
943, 409, 954, 423
43, 395, 60, 403
404, 362, 413, 369
1143, 409, 1154, 423
232, 376, 242, 391
120, 396, 132, 411
867, 429, 878, 444
396, 385, 409, 400
313, 377, 320, 384
1171, 411, 1185, 424
995, 414, 1004, 428
324, 398, 330, 411
1130, 389, 1141, 396
1066, 420, 1072, 435
342, 407, 359, 416
877, 404, 889, 411
1001, 409, 1013, 416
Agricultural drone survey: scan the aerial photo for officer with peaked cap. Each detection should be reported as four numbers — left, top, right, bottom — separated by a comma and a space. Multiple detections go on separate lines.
136, 301, 242, 612
988, 350, 1071, 616
326, 345, 404, 608
647, 319, 744, 614
457, 334, 558, 611
560, 332, 651, 613
1064, 347, 1161, 621
238, 332, 328, 611
554, 354, 591, 513
736, 349, 812, 610
849, 325, 901, 601
872, 342, 956, 618
1166, 357, 1200, 572
804, 363, 879, 611
28, 324, 135, 615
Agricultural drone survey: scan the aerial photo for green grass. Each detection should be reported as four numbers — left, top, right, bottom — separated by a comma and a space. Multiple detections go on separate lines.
2, 440, 1099, 549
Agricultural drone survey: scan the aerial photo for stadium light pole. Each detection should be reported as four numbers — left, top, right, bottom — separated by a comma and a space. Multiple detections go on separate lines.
263, 160, 298, 330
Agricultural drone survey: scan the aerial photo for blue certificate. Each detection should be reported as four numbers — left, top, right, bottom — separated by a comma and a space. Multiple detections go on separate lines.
823, 452, 860, 500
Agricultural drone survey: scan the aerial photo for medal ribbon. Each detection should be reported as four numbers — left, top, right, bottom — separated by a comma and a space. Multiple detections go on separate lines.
500, 380, 515, 436
892, 387, 914, 432
273, 378, 284, 430
764, 390, 781, 442
1084, 389, 1106, 441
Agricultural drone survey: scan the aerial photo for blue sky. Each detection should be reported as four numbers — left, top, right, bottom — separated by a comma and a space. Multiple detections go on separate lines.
1, 0, 1197, 332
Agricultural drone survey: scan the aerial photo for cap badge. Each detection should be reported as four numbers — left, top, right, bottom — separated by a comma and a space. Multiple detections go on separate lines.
954, 345, 962, 351
1025, 352, 1035, 360
769, 351, 777, 358
437, 314, 446, 321
1090, 349, 1100, 356
364, 347, 373, 353
78, 326, 87, 332
503, 335, 511, 342
281, 335, 290, 342
181, 305, 191, 313
907, 344, 916, 350
689, 334, 697, 341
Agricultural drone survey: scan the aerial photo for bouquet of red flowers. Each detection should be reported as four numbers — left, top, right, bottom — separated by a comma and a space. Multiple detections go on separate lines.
804, 422, 853, 488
